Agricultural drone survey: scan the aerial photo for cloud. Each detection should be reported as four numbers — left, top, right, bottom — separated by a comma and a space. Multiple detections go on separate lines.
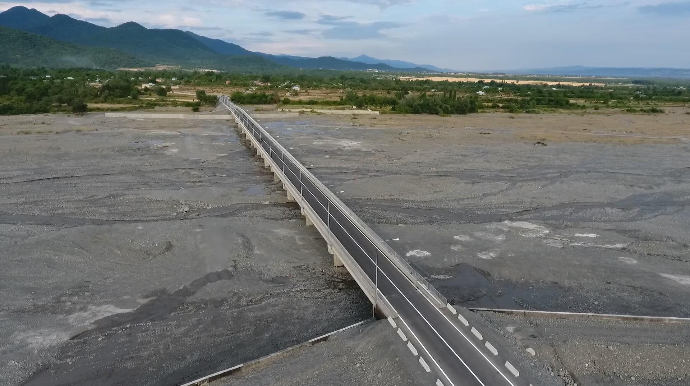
523, 1, 604, 12
345, 0, 413, 8
322, 21, 402, 40
638, 1, 690, 15
264, 10, 305, 20
285, 28, 321, 35
154, 14, 203, 28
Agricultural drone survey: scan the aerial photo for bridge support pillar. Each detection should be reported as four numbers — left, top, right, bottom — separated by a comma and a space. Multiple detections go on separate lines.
264, 158, 270, 169
256, 148, 261, 156
327, 244, 344, 267
286, 190, 296, 202
274, 173, 280, 183
305, 215, 314, 227
333, 252, 344, 267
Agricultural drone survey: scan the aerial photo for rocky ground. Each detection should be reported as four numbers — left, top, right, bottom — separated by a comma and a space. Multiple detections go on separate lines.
0, 110, 372, 386
251, 107, 690, 385
479, 311, 690, 386
210, 321, 430, 386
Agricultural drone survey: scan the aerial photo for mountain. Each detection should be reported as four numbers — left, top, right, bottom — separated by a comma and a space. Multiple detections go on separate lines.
0, 6, 431, 72
185, 31, 252, 56
0, 26, 150, 69
265, 55, 429, 71
0, 8, 281, 71
508, 65, 690, 79
342, 54, 451, 72
0, 5, 49, 30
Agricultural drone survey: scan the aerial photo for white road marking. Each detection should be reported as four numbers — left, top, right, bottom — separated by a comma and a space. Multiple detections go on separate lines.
447, 304, 457, 314
388, 317, 397, 328
227, 102, 515, 386
397, 328, 408, 342
437, 380, 445, 386
505, 362, 520, 377
485, 342, 498, 356
384, 296, 456, 386
375, 274, 487, 386
407, 341, 419, 356
471, 327, 483, 341
419, 357, 431, 372
457, 313, 469, 327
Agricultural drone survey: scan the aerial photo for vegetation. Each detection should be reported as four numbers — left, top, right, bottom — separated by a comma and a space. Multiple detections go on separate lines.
1, 66, 686, 116
0, 26, 149, 69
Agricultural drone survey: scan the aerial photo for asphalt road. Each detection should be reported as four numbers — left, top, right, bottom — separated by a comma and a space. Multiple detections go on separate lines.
223, 98, 528, 386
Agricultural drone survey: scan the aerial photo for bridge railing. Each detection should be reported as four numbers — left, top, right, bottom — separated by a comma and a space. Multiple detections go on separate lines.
220, 96, 448, 309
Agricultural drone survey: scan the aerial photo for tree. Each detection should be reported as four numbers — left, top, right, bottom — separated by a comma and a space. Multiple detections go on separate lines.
71, 99, 87, 113
155, 87, 167, 97
130, 89, 139, 100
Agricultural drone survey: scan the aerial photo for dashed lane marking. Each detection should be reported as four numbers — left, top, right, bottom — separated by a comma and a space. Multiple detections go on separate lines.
436, 380, 445, 386
388, 316, 397, 328
407, 341, 419, 356
419, 357, 431, 372
457, 313, 469, 327
447, 304, 457, 315
485, 342, 498, 356
471, 327, 483, 341
505, 362, 520, 377
397, 328, 408, 342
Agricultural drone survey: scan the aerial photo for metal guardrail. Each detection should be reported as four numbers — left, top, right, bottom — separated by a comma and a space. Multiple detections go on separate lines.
220, 97, 448, 308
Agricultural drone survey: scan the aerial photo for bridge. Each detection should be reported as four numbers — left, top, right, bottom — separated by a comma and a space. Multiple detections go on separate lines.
220, 97, 530, 386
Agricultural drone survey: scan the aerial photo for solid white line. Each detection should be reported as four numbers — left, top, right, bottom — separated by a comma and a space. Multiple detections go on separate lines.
407, 341, 419, 356
419, 357, 431, 372
228, 102, 513, 386
385, 295, 456, 386
433, 302, 517, 385
471, 327, 483, 341
485, 342, 498, 356
505, 362, 520, 377
376, 271, 486, 386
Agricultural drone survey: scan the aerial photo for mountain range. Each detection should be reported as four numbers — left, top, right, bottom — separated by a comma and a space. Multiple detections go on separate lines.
340, 55, 453, 72
0, 6, 438, 72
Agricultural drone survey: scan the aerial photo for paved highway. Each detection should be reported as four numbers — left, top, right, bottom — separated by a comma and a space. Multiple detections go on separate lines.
221, 97, 529, 386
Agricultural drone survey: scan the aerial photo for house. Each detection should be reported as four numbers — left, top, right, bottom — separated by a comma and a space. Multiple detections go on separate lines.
292, 86, 301, 91
476, 91, 485, 96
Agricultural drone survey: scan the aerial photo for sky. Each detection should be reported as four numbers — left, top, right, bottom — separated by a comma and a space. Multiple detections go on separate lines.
2, 0, 689, 70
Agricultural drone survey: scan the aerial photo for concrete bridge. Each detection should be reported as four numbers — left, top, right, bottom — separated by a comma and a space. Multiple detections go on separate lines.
220, 97, 530, 386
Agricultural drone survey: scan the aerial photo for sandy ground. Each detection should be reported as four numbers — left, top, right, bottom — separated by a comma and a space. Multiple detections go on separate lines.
400, 76, 607, 87
251, 107, 690, 385
0, 110, 378, 386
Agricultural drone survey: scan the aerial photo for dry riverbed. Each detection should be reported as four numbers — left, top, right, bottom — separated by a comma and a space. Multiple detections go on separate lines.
252, 107, 690, 386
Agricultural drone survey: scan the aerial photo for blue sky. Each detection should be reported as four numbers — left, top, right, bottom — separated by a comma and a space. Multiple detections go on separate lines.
2, 0, 689, 70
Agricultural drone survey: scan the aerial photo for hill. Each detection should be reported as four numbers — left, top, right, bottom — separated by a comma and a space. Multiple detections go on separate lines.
185, 31, 253, 56
268, 55, 430, 71
341, 54, 451, 72
0, 6, 431, 73
0, 5, 49, 30
0, 26, 150, 69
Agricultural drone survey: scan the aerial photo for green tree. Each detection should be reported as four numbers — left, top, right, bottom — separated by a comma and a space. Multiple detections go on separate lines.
71, 99, 88, 113
155, 87, 167, 97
